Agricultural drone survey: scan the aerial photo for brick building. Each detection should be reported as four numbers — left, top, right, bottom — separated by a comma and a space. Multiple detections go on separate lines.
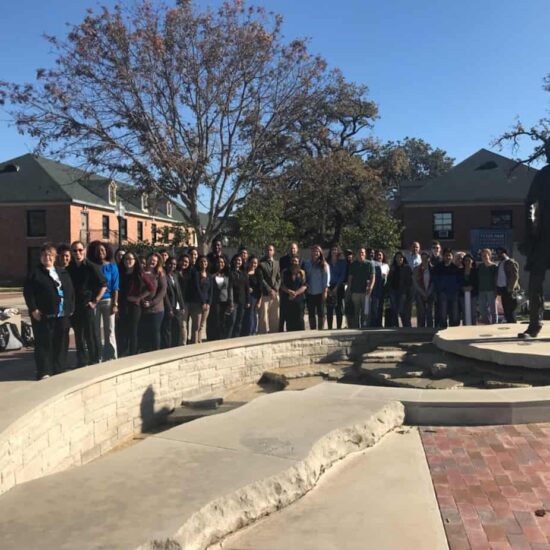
0, 154, 199, 283
398, 149, 538, 254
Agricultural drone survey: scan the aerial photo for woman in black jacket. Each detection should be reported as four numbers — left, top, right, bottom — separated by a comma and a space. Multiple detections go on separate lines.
227, 254, 250, 337
23, 243, 75, 380
207, 256, 233, 341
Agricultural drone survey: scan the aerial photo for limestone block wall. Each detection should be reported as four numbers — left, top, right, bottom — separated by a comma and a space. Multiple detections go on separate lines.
0, 329, 434, 497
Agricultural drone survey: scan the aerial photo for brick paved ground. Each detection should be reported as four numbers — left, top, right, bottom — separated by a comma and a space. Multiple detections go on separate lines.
421, 425, 550, 550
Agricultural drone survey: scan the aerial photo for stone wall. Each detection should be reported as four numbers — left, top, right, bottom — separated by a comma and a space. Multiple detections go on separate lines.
0, 329, 433, 497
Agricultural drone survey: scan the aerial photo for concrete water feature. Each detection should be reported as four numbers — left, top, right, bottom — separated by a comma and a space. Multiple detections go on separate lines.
1, 325, 550, 549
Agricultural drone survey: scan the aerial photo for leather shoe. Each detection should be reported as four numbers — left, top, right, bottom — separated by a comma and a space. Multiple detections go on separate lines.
518, 326, 542, 339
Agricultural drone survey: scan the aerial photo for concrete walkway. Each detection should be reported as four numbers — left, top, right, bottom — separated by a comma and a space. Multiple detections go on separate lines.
220, 427, 448, 550
0, 388, 404, 550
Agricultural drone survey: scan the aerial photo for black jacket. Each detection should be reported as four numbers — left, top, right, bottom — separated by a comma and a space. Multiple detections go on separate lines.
229, 269, 250, 306
164, 272, 185, 314
24, 265, 75, 317
67, 259, 107, 307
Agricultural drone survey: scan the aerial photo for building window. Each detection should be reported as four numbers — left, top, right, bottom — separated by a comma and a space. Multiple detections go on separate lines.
137, 221, 143, 241
27, 210, 46, 237
433, 212, 453, 240
102, 215, 110, 238
166, 201, 173, 217
27, 247, 42, 273
108, 181, 117, 205
151, 223, 157, 243
141, 193, 149, 212
491, 210, 513, 229
120, 218, 128, 240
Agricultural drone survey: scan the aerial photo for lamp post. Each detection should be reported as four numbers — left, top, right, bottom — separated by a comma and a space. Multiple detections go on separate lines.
115, 202, 126, 248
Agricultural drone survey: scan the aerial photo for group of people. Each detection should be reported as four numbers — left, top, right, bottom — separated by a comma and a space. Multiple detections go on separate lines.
23, 237, 520, 381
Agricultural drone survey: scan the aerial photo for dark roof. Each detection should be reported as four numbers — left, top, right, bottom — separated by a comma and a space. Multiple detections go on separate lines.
0, 153, 207, 224
400, 148, 538, 205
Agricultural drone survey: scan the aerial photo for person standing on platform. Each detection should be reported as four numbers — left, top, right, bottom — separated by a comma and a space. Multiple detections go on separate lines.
24, 243, 75, 380
258, 244, 281, 333
495, 247, 519, 324
162, 256, 185, 348
477, 248, 498, 324
346, 247, 375, 329
67, 240, 106, 368
279, 243, 303, 331
304, 245, 330, 330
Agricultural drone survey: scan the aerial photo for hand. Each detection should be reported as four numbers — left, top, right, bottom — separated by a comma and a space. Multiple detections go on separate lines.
202, 304, 209, 312
256, 301, 262, 311
111, 304, 118, 315
270, 289, 277, 300
288, 290, 297, 298
245, 303, 251, 309
142, 300, 151, 309
87, 301, 97, 310
31, 309, 42, 322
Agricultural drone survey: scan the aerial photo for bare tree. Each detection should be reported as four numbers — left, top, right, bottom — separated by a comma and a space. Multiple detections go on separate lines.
0, 0, 330, 250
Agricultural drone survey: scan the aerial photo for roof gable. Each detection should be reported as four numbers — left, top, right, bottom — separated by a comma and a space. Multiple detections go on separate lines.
401, 148, 538, 204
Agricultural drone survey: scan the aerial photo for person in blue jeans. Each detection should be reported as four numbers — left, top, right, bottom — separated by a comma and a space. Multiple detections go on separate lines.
433, 248, 461, 329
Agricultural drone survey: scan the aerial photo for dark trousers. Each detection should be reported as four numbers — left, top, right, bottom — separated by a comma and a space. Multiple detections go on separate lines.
369, 292, 384, 327
207, 302, 231, 340
32, 316, 70, 379
415, 293, 434, 328
161, 310, 184, 348
287, 299, 305, 331
242, 295, 259, 336
497, 287, 517, 323
307, 294, 324, 330
326, 286, 345, 329
141, 311, 164, 351
528, 268, 545, 329
388, 290, 412, 328
229, 303, 245, 338
436, 291, 459, 329
119, 302, 141, 356
72, 306, 100, 367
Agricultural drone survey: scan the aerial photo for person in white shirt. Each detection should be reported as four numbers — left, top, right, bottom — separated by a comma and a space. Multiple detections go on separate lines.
405, 241, 422, 270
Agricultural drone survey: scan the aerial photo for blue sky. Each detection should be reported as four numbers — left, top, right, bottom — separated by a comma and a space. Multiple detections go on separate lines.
1, 0, 548, 165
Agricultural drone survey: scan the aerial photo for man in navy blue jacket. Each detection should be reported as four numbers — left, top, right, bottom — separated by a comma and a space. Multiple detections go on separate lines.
433, 248, 461, 329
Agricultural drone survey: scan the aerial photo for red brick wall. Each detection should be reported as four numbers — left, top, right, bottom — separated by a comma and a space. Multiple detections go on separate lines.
401, 204, 526, 251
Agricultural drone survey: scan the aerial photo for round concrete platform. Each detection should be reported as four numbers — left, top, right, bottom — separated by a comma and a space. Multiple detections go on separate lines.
434, 323, 550, 370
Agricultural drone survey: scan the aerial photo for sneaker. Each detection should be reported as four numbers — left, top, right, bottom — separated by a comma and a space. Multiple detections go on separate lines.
40, 374, 51, 380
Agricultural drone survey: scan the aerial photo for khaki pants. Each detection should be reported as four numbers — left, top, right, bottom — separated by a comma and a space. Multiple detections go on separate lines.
189, 303, 210, 343
259, 294, 280, 334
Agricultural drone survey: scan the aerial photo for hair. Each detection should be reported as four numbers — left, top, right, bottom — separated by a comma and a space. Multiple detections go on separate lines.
420, 251, 430, 259
70, 240, 85, 250
496, 246, 508, 255
147, 252, 165, 275
311, 244, 326, 268
327, 244, 341, 262
462, 253, 475, 265
231, 253, 244, 269
165, 255, 177, 269
114, 247, 126, 263
158, 248, 168, 254
178, 253, 191, 266
40, 242, 57, 255
442, 247, 454, 256
391, 251, 406, 269
87, 240, 113, 264
57, 243, 71, 256
480, 248, 492, 256
375, 249, 387, 263
431, 240, 441, 248
122, 251, 144, 285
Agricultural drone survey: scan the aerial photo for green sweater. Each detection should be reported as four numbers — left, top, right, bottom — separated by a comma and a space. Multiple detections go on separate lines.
477, 263, 497, 292
349, 260, 374, 293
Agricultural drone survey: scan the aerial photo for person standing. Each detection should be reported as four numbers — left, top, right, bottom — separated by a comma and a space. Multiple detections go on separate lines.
304, 245, 330, 330
280, 255, 308, 331
279, 243, 303, 331
430, 241, 443, 267
258, 244, 281, 334
24, 244, 75, 380
433, 248, 461, 329
228, 254, 250, 337
495, 247, 520, 324
177, 254, 193, 345
142, 252, 167, 351
242, 256, 263, 336
206, 239, 229, 274
118, 252, 154, 356
459, 254, 479, 325
57, 244, 72, 269
207, 256, 233, 340
346, 247, 375, 329
188, 256, 213, 343
87, 241, 119, 362
371, 250, 389, 327
477, 248, 498, 324
386, 252, 413, 328
67, 240, 107, 368
162, 256, 185, 348
412, 252, 434, 328
405, 241, 422, 270
326, 245, 347, 330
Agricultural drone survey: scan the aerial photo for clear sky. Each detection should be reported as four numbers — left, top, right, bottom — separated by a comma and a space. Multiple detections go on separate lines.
1, 0, 548, 165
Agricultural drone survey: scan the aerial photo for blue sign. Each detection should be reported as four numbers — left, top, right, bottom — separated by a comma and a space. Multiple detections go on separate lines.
470, 228, 513, 258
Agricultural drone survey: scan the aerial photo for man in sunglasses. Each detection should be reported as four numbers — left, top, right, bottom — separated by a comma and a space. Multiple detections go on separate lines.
67, 241, 107, 368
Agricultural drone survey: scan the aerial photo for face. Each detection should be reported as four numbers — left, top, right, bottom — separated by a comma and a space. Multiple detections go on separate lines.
71, 243, 85, 263
198, 258, 208, 271
463, 256, 473, 268
375, 251, 383, 263
160, 252, 169, 264
40, 249, 56, 268
346, 253, 354, 263
444, 251, 453, 264
267, 245, 275, 258
291, 256, 300, 268
331, 247, 339, 258
421, 254, 429, 266
367, 249, 375, 260
411, 242, 420, 254
250, 258, 258, 271
115, 250, 125, 263
290, 243, 299, 256
148, 255, 158, 269
240, 250, 248, 262
234, 256, 242, 269
454, 253, 465, 267
358, 248, 366, 261
214, 241, 222, 253
182, 256, 190, 269
140, 257, 147, 269
98, 245, 107, 261
191, 249, 198, 263
218, 258, 226, 272
481, 250, 491, 263
124, 254, 136, 270
311, 246, 320, 260
167, 259, 177, 272
395, 254, 404, 266
59, 250, 72, 268
432, 244, 441, 256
